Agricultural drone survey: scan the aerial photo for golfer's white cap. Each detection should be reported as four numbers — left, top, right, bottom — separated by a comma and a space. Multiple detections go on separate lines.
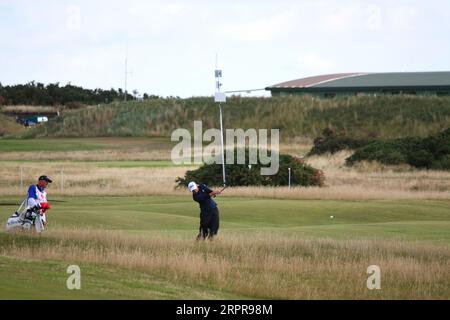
188, 182, 198, 192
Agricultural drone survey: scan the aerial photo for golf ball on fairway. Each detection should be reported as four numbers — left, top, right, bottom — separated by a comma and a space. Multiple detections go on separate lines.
330, 216, 334, 219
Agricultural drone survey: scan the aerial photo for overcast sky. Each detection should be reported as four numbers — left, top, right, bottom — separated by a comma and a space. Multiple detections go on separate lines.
1, 0, 449, 97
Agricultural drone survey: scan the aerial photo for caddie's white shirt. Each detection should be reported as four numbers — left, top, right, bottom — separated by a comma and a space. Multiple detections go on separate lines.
27, 185, 48, 223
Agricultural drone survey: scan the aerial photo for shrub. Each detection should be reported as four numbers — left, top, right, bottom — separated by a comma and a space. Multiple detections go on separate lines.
64, 101, 86, 110
407, 149, 434, 168
176, 149, 325, 188
308, 128, 374, 156
346, 128, 450, 170
431, 155, 450, 170
347, 138, 418, 165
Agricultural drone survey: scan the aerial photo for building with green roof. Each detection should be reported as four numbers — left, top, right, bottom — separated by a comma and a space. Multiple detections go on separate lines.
266, 72, 450, 98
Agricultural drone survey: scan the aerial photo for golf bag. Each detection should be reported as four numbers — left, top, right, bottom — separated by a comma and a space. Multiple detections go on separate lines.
5, 198, 45, 233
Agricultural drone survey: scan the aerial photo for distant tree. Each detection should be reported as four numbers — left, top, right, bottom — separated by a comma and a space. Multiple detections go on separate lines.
143, 93, 160, 100
0, 82, 146, 106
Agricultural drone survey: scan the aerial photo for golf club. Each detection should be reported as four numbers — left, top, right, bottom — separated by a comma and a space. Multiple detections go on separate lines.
218, 185, 228, 194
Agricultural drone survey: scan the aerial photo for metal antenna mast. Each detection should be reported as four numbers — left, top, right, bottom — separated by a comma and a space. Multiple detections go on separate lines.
124, 51, 132, 101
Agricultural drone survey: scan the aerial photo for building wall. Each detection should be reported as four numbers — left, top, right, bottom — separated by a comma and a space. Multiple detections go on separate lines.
270, 88, 450, 98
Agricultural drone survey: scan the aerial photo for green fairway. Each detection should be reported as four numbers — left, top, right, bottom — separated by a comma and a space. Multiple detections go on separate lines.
1, 196, 449, 299
0, 137, 174, 153
91, 161, 196, 168
2, 196, 449, 240
0, 160, 196, 168
0, 138, 105, 152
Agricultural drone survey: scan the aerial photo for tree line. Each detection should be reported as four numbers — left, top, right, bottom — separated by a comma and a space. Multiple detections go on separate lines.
0, 81, 160, 106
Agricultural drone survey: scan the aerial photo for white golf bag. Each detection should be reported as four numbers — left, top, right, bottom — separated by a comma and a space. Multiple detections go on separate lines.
5, 198, 45, 233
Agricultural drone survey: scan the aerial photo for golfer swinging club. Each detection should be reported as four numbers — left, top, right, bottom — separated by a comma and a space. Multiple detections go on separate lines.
188, 181, 222, 240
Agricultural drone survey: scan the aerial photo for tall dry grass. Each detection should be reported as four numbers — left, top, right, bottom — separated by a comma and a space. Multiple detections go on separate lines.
221, 186, 450, 200
305, 151, 450, 196
0, 163, 188, 197
1, 228, 449, 299
0, 148, 449, 199
1, 105, 59, 114
0, 149, 173, 161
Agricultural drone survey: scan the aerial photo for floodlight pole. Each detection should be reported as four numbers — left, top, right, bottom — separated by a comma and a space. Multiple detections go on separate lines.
215, 58, 226, 187
219, 102, 226, 187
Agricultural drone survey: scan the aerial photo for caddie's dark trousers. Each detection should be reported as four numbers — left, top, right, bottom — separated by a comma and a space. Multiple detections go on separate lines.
198, 207, 220, 240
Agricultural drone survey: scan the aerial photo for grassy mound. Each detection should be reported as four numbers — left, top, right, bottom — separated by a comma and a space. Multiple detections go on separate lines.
0, 114, 25, 137
17, 95, 450, 140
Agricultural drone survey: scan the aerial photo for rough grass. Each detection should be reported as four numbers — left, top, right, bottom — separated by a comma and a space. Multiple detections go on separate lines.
0, 145, 449, 199
0, 191, 449, 299
1, 105, 59, 114
0, 255, 241, 299
0, 198, 450, 299
17, 95, 450, 140
0, 161, 448, 199
0, 114, 25, 137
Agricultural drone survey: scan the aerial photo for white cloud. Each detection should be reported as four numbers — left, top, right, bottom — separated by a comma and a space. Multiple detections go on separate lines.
315, 1, 361, 33
162, 3, 186, 16
0, 0, 449, 97
296, 53, 335, 73
365, 4, 383, 31
386, 6, 419, 31
216, 11, 297, 42
66, 5, 82, 31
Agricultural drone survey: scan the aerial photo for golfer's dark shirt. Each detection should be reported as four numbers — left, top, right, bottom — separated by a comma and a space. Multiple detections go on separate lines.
193, 184, 217, 212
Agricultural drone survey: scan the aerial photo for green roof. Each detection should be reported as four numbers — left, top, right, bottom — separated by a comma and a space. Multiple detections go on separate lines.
314, 72, 450, 88
267, 72, 450, 90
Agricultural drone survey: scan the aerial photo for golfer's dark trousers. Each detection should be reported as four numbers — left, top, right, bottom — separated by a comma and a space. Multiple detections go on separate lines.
199, 207, 220, 239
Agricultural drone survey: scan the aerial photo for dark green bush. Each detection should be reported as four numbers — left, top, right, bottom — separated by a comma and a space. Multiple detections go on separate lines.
308, 128, 374, 156
407, 149, 434, 168
431, 155, 450, 170
346, 128, 450, 170
176, 149, 325, 188
347, 138, 419, 165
